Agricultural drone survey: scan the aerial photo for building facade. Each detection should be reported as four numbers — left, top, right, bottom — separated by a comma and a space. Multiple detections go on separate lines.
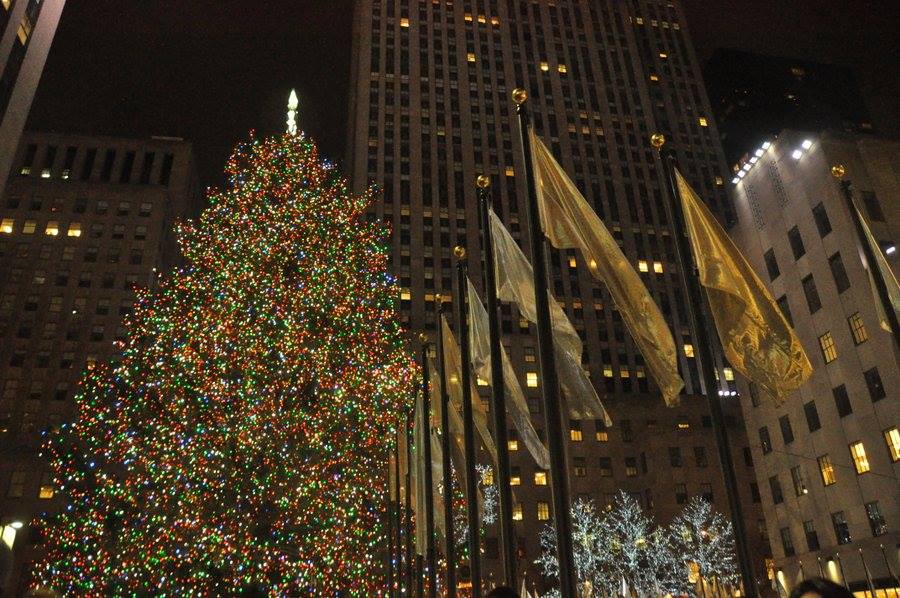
347, 0, 769, 591
704, 49, 874, 165
729, 129, 899, 595
0, 0, 66, 195
0, 131, 200, 594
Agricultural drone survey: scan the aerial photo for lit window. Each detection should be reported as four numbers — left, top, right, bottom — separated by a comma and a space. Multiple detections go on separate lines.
818, 332, 837, 363
510, 471, 521, 485
67, 223, 82, 237
638, 260, 649, 272
568, 256, 577, 268
801, 139, 813, 150
885, 428, 900, 462
850, 442, 870, 474
653, 261, 664, 274
39, 485, 54, 499
505, 166, 515, 177
537, 501, 550, 521
540, 62, 549, 72
649, 74, 659, 82
490, 16, 500, 26
818, 454, 836, 486
677, 422, 690, 430
41, 169, 51, 178
508, 439, 519, 452
0, 218, 12, 234
684, 344, 695, 358
512, 504, 523, 520
23, 220, 35, 234
596, 429, 608, 442
792, 149, 803, 160
20, 167, 30, 175
400, 288, 411, 301
635, 17, 644, 24
467, 52, 476, 63
557, 64, 567, 74
570, 428, 583, 442
723, 367, 735, 381
534, 471, 548, 486
476, 376, 489, 387
848, 313, 868, 345
526, 372, 538, 388
400, 17, 409, 27
659, 52, 668, 58
715, 176, 724, 185
45, 221, 59, 236
477, 15, 486, 24
698, 117, 708, 127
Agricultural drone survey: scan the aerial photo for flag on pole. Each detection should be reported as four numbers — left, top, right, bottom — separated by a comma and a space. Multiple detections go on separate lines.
467, 278, 551, 469
413, 387, 427, 555
489, 209, 612, 424
440, 315, 499, 464
854, 204, 900, 332
529, 129, 684, 405
674, 169, 812, 400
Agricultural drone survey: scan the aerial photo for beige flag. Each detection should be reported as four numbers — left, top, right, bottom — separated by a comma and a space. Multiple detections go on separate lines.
854, 205, 900, 332
413, 387, 427, 555
467, 279, 551, 469
675, 169, 812, 401
440, 316, 498, 464
489, 209, 612, 423
530, 129, 684, 405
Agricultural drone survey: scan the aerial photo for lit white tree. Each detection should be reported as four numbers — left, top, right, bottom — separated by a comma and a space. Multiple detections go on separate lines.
669, 497, 739, 593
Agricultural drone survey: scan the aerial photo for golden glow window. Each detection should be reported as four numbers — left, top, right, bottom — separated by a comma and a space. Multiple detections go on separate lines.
819, 332, 837, 363
568, 256, 577, 268
510, 472, 521, 485
818, 454, 836, 486
537, 502, 550, 521
557, 64, 567, 74
45, 221, 59, 236
0, 218, 12, 234
659, 52, 668, 59
638, 260, 649, 272
526, 372, 538, 388
505, 166, 515, 177
464, 13, 473, 21
400, 17, 409, 27
570, 428, 583, 442
649, 74, 659, 82
476, 376, 489, 387
653, 261, 664, 274
848, 313, 868, 345
533, 471, 547, 486
467, 52, 476, 63
508, 439, 519, 452
723, 367, 735, 381
677, 422, 690, 430
540, 62, 549, 72
400, 288, 411, 301
885, 428, 900, 462
477, 15, 486, 23
698, 117, 709, 127
39, 485, 54, 499
850, 442, 870, 474
603, 365, 614, 378
23, 220, 35, 234
490, 16, 500, 26
67, 223, 82, 237
512, 504, 523, 520
596, 430, 608, 442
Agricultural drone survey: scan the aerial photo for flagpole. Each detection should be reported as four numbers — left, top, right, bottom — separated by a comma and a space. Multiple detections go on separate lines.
476, 174, 517, 587
419, 336, 438, 598
405, 406, 415, 596
387, 449, 396, 596
395, 427, 405, 597
652, 134, 757, 598
512, 88, 577, 598
453, 246, 483, 597
830, 165, 900, 347
437, 299, 458, 598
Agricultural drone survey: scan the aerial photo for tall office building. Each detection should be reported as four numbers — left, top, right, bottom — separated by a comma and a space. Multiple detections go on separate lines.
0, 131, 200, 594
348, 0, 768, 590
729, 129, 898, 595
0, 0, 67, 195
704, 49, 874, 165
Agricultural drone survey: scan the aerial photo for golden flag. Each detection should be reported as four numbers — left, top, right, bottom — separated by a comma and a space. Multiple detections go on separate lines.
467, 279, 551, 469
530, 129, 684, 405
674, 169, 812, 400
854, 205, 900, 332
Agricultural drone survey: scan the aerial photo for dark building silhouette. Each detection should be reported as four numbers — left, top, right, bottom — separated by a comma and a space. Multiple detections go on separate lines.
705, 48, 874, 165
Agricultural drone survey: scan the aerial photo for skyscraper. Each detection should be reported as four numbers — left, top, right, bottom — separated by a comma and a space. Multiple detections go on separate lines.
729, 129, 898, 595
0, 0, 67, 195
347, 0, 768, 590
0, 131, 200, 594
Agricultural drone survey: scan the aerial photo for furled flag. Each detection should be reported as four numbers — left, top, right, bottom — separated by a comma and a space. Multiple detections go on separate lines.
853, 203, 900, 332
467, 278, 551, 469
488, 209, 612, 424
530, 129, 684, 405
674, 169, 812, 401
413, 386, 427, 555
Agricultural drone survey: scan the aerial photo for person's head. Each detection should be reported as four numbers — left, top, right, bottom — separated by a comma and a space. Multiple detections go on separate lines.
487, 586, 519, 598
789, 577, 854, 598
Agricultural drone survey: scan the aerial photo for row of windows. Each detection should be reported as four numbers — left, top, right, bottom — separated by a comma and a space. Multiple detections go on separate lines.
0, 243, 147, 264
2, 197, 154, 215
0, 219, 149, 240
779, 501, 887, 557
18, 144, 175, 186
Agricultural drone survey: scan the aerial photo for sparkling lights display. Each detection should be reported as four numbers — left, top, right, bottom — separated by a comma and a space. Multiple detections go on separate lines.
33, 131, 416, 595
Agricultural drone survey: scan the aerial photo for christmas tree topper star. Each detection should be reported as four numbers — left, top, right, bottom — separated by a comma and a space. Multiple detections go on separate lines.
287, 89, 299, 135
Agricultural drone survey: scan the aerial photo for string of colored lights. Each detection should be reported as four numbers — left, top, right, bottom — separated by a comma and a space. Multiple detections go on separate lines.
33, 131, 417, 596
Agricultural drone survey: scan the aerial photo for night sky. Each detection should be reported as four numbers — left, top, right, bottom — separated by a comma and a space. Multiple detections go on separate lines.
27, 0, 899, 190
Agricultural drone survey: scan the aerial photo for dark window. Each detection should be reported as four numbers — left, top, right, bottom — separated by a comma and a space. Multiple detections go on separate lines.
833, 385, 853, 418
42, 145, 57, 172
861, 191, 884, 222
865, 501, 887, 536
788, 226, 805, 259
21, 144, 37, 172
159, 153, 174, 185
598, 457, 612, 476
831, 511, 851, 544
694, 446, 708, 467
802, 274, 821, 313
62, 146, 77, 174
669, 447, 682, 467
769, 475, 784, 504
759, 426, 772, 454
139, 152, 155, 184
803, 520, 820, 551
119, 151, 135, 183
80, 148, 97, 180
804, 400, 821, 432
750, 482, 761, 503
812, 202, 832, 237
764, 248, 780, 281
828, 253, 850, 293
779, 415, 794, 444
780, 527, 795, 556
863, 367, 885, 402
100, 149, 116, 181
776, 295, 793, 327
675, 483, 687, 504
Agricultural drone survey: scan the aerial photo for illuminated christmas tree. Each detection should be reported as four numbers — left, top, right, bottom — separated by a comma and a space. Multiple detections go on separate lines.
33, 97, 416, 596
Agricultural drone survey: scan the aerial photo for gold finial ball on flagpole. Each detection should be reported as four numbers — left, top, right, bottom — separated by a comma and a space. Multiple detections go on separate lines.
650, 133, 666, 149
419, 333, 429, 344
476, 174, 491, 189
512, 88, 529, 105
453, 245, 467, 260
830, 164, 846, 179
435, 293, 442, 303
